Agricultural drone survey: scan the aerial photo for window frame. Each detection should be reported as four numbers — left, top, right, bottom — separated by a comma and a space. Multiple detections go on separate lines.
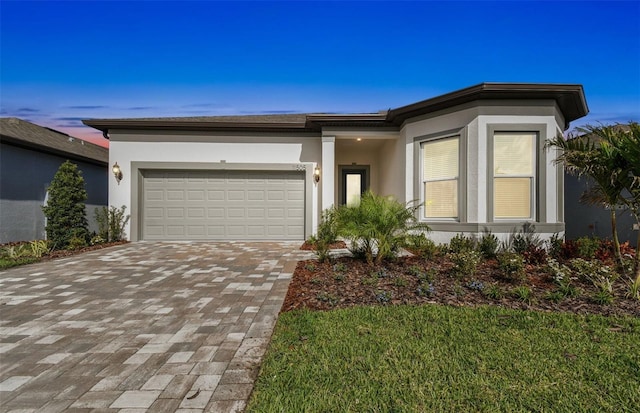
489, 129, 541, 222
419, 135, 462, 221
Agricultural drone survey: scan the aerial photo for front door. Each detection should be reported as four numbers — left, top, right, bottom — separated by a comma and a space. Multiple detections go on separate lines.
339, 165, 370, 206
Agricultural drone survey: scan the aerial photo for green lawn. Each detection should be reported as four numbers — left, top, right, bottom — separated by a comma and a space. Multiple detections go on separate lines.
247, 305, 639, 412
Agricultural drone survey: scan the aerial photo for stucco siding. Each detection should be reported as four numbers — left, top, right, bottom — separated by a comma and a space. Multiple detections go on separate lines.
402, 104, 565, 241
108, 131, 322, 240
378, 138, 405, 200
0, 142, 107, 243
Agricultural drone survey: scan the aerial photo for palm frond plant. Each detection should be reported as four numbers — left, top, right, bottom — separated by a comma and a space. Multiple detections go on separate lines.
547, 124, 633, 272
335, 191, 430, 265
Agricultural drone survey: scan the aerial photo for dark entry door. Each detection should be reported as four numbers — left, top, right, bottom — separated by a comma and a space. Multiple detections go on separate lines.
340, 166, 369, 206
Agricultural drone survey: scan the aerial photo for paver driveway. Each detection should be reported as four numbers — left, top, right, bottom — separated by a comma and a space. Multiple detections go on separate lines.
0, 241, 310, 412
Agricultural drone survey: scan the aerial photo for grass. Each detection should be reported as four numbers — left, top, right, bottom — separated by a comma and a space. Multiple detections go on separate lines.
247, 305, 639, 412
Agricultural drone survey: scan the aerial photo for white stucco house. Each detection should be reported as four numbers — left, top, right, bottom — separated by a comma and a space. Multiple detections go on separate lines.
83, 83, 588, 244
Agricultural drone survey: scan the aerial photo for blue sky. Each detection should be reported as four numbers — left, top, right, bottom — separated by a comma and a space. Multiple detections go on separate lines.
1, 0, 639, 146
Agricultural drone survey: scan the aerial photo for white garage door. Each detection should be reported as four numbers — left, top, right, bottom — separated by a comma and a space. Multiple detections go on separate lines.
141, 170, 305, 240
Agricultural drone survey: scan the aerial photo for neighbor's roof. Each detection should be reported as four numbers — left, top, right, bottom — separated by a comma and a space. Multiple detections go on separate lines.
0, 117, 108, 165
83, 83, 588, 135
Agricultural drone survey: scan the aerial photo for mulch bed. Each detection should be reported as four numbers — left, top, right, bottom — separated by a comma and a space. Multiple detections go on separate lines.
1, 241, 129, 262
283, 253, 640, 318
299, 240, 347, 251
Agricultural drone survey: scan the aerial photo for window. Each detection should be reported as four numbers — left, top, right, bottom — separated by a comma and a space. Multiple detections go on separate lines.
493, 132, 536, 219
422, 137, 459, 219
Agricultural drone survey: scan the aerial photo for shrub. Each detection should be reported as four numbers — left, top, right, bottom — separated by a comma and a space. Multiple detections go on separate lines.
68, 234, 87, 250
405, 233, 438, 259
95, 205, 131, 243
522, 245, 547, 265
496, 251, 526, 282
42, 161, 89, 249
547, 258, 572, 285
547, 233, 563, 259
449, 250, 481, 279
560, 240, 580, 260
307, 207, 339, 262
448, 233, 476, 253
335, 191, 429, 265
570, 258, 618, 293
576, 236, 601, 259
478, 230, 499, 259
503, 223, 543, 254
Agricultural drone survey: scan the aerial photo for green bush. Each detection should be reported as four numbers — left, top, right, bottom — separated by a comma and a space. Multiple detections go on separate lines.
570, 258, 618, 294
29, 240, 50, 258
404, 233, 438, 259
335, 191, 429, 265
448, 233, 476, 253
95, 205, 131, 242
449, 250, 481, 279
576, 236, 601, 259
42, 161, 89, 249
497, 251, 526, 282
504, 223, 543, 254
478, 230, 499, 258
547, 233, 563, 259
511, 286, 533, 304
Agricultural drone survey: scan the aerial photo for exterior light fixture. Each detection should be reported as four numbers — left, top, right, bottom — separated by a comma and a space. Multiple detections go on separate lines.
112, 162, 123, 185
313, 166, 321, 183
356, 138, 362, 141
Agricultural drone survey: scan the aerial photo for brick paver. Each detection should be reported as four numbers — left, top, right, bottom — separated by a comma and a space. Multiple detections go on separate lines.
0, 242, 310, 412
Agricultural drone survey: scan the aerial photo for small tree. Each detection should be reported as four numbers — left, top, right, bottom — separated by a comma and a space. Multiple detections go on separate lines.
42, 161, 89, 249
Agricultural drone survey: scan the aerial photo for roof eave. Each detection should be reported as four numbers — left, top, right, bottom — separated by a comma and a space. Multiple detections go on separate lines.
387, 82, 589, 125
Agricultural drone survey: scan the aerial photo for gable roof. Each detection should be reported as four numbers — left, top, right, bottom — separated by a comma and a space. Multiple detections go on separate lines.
0, 117, 108, 165
83, 83, 588, 136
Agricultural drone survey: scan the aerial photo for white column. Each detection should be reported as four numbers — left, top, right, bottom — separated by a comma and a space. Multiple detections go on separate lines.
321, 136, 335, 210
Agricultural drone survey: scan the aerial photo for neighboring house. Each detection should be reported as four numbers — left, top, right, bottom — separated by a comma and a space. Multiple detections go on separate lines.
0, 118, 109, 243
83, 82, 588, 244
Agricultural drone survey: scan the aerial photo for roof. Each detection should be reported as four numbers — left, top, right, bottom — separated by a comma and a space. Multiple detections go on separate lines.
83, 83, 588, 136
0, 117, 108, 165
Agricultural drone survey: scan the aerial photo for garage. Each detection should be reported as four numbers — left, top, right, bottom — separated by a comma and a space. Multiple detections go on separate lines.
141, 170, 305, 240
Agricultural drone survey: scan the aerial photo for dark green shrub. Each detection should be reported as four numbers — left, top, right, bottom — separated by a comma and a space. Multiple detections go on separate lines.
504, 223, 543, 254
42, 161, 89, 249
547, 233, 563, 259
336, 191, 429, 265
307, 207, 339, 262
448, 233, 476, 253
405, 233, 438, 259
497, 251, 526, 282
478, 230, 499, 258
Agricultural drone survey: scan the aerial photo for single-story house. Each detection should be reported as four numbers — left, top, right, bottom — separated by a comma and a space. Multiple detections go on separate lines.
0, 117, 109, 243
83, 82, 588, 244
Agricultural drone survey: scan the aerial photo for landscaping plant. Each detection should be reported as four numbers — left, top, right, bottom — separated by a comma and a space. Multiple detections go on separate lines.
42, 161, 89, 249
335, 191, 429, 265
95, 205, 131, 242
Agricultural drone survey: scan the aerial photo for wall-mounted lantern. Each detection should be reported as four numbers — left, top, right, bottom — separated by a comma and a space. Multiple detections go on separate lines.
314, 166, 321, 183
112, 162, 123, 185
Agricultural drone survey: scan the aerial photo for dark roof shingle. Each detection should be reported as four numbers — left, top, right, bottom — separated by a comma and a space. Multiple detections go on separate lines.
0, 117, 108, 165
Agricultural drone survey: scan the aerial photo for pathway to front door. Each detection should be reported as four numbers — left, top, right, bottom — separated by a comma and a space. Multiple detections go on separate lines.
0, 241, 310, 412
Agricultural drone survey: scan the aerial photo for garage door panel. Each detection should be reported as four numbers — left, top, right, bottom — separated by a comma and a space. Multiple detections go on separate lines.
142, 170, 304, 240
